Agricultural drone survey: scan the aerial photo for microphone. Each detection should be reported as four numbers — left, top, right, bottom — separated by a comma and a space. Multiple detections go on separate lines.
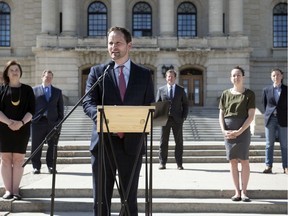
104, 60, 115, 74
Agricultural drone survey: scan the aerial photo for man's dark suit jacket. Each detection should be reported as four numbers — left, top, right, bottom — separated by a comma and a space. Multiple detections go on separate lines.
82, 61, 155, 155
32, 85, 64, 125
156, 84, 188, 123
262, 84, 287, 127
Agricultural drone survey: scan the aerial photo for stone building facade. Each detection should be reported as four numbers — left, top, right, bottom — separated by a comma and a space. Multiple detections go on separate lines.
0, 0, 287, 110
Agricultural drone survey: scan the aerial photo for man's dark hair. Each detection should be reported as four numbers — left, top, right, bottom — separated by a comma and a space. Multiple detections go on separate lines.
108, 26, 132, 44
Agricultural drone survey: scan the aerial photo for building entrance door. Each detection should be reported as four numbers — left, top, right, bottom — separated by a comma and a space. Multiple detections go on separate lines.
81, 68, 89, 97
179, 69, 203, 106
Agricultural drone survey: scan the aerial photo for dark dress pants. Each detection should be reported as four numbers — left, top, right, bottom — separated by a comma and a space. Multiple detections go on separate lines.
91, 136, 143, 216
31, 118, 57, 169
159, 116, 184, 166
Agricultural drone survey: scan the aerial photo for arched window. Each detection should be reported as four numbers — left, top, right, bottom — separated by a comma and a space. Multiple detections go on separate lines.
88, 1, 107, 36
0, 2, 10, 47
177, 2, 197, 37
273, 3, 287, 48
132, 2, 152, 37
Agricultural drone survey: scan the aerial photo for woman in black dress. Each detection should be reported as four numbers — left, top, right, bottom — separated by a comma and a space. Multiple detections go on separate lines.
0, 60, 35, 200
219, 66, 255, 202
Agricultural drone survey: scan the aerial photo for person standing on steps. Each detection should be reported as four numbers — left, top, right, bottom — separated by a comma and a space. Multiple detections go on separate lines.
262, 68, 287, 174
0, 60, 35, 200
83, 26, 155, 216
156, 69, 188, 170
218, 66, 255, 202
31, 69, 64, 175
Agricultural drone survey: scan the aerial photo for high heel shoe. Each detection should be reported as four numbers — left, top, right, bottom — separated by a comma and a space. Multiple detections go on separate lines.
241, 194, 251, 202
13, 194, 22, 200
2, 192, 13, 199
231, 195, 241, 201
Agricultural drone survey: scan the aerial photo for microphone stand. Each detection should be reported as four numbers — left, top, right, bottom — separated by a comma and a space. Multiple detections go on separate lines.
22, 62, 114, 216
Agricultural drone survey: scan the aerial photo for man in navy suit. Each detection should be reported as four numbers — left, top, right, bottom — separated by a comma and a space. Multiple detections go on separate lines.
262, 68, 287, 174
156, 70, 188, 170
82, 26, 155, 216
31, 70, 64, 174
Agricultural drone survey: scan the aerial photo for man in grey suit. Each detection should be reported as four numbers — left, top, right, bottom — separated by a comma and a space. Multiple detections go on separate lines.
31, 70, 64, 174
83, 26, 155, 216
156, 69, 188, 170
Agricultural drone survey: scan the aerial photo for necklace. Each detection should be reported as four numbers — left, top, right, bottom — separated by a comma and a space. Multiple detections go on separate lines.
10, 86, 21, 106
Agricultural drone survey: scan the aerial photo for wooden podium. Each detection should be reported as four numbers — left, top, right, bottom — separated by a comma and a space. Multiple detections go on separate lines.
97, 105, 155, 216
97, 105, 155, 132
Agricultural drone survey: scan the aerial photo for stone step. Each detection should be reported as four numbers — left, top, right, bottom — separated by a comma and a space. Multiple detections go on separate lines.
27, 149, 282, 157
24, 142, 280, 164
2, 213, 287, 216
6, 197, 287, 214
1, 163, 287, 215
17, 188, 287, 199
23, 156, 281, 164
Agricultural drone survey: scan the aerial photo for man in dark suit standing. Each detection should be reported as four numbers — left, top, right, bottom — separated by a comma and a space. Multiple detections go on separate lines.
82, 26, 155, 216
156, 70, 188, 170
31, 70, 64, 174
262, 68, 287, 174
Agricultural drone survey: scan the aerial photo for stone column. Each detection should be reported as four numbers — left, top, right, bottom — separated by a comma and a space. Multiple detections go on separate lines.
208, 0, 223, 36
229, 0, 243, 36
111, 0, 126, 27
62, 0, 77, 35
159, 0, 174, 36
41, 0, 58, 34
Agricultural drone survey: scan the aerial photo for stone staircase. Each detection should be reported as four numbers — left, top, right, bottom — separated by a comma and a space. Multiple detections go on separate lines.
3, 180, 288, 215
24, 141, 280, 164
27, 106, 271, 164
59, 106, 263, 142
1, 161, 287, 215
1, 106, 287, 215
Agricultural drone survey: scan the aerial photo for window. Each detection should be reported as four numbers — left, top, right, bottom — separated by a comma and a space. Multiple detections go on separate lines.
132, 2, 152, 37
177, 2, 197, 37
88, 1, 107, 36
273, 3, 287, 48
0, 2, 10, 47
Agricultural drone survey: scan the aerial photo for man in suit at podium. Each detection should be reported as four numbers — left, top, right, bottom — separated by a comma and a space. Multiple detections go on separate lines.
83, 26, 155, 216
156, 69, 188, 170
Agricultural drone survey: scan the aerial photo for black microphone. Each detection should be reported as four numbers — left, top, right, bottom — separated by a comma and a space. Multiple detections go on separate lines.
104, 60, 115, 74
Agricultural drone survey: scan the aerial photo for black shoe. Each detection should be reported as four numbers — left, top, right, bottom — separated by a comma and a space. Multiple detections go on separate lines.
263, 166, 272, 174
231, 195, 241, 201
177, 166, 184, 170
48, 167, 57, 174
2, 192, 13, 199
33, 168, 40, 174
158, 164, 166, 170
241, 195, 251, 202
13, 194, 22, 200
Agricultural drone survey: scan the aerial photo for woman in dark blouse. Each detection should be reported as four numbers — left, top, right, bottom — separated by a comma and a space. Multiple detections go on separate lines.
219, 66, 255, 202
0, 60, 35, 200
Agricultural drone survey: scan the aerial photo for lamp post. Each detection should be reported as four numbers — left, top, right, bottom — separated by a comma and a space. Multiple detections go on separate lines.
161, 65, 174, 78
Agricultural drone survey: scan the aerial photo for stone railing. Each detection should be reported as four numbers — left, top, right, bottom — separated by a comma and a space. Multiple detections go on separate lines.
251, 108, 265, 137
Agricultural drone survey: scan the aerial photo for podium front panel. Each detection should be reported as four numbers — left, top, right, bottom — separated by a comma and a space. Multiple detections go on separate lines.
97, 106, 155, 133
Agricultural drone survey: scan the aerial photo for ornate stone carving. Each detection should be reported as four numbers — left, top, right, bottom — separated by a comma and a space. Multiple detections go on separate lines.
130, 51, 158, 66
78, 51, 108, 66
178, 51, 209, 66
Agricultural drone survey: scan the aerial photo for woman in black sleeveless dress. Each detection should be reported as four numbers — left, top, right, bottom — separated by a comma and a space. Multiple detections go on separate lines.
219, 66, 255, 202
0, 60, 35, 200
